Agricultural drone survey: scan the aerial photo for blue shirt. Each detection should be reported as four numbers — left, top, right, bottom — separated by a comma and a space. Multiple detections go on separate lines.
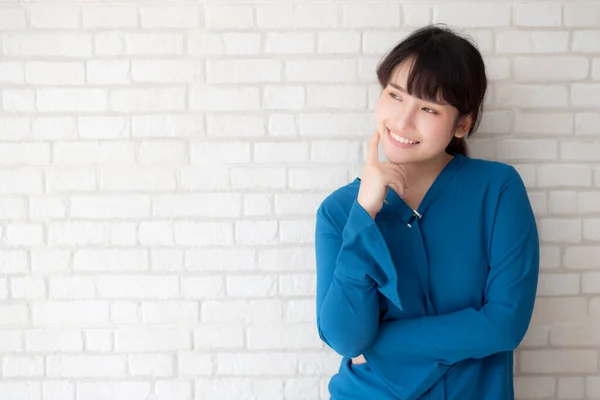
315, 154, 539, 400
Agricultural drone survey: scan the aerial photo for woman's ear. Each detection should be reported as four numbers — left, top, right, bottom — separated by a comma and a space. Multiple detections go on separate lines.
454, 114, 472, 139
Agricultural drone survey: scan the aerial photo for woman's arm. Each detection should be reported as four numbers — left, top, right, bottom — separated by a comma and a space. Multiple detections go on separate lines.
316, 198, 402, 358
359, 170, 539, 400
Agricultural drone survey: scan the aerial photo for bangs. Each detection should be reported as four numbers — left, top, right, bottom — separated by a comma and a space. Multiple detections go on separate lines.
377, 25, 486, 119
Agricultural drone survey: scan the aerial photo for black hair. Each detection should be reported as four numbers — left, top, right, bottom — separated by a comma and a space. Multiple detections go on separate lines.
376, 24, 487, 156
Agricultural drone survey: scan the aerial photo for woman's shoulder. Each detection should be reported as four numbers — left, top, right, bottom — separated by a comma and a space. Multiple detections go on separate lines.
460, 155, 524, 188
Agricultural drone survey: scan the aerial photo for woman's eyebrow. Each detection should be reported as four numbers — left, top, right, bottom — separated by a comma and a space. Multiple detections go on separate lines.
388, 81, 447, 106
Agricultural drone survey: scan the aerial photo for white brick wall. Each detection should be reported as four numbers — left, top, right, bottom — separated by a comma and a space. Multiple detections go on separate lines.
0, 1, 598, 400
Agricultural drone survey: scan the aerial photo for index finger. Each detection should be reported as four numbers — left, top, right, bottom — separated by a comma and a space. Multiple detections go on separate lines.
367, 129, 380, 165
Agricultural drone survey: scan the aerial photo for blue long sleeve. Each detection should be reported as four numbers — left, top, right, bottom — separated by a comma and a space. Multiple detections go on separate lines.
362, 171, 540, 399
316, 199, 402, 358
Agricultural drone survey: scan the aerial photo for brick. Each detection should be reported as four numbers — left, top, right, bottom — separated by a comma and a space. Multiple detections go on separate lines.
0, 169, 43, 194
286, 60, 356, 83
244, 194, 273, 216
132, 114, 205, 138
0, 7, 27, 29
235, 221, 278, 245
572, 84, 600, 107
150, 250, 184, 272
317, 32, 360, 54
190, 87, 260, 111
520, 350, 598, 373
217, 353, 297, 376
558, 377, 585, 399
49, 356, 126, 378
2, 89, 34, 112
0, 383, 40, 400
178, 352, 212, 376
579, 192, 600, 213
565, 4, 600, 27
207, 60, 282, 83
175, 222, 234, 246
85, 329, 112, 352
0, 61, 24, 84
285, 299, 316, 323
515, 112, 574, 135
259, 247, 314, 272
0, 199, 26, 220
194, 326, 244, 349
31, 249, 70, 275
269, 114, 297, 137
138, 222, 173, 246
266, 33, 315, 54
275, 193, 326, 216
43, 382, 74, 400
181, 276, 224, 299
514, 57, 588, 81
297, 113, 395, 137
111, 88, 186, 112
30, 5, 79, 28
497, 31, 569, 54
32, 117, 75, 140
199, 379, 284, 400
110, 302, 140, 325
363, 31, 410, 54
3, 33, 92, 57
0, 256, 22, 282
589, 377, 600, 399
38, 89, 107, 112
32, 302, 109, 326
280, 274, 317, 296
403, 4, 431, 26
289, 167, 348, 190
73, 249, 148, 272
139, 141, 186, 165
582, 272, 600, 294
155, 381, 192, 400
11, 277, 45, 299
126, 33, 184, 56
0, 305, 28, 326
537, 165, 592, 188
539, 218, 582, 243
115, 328, 191, 352
140, 5, 201, 28
548, 191, 577, 214
515, 2, 561, 27
30, 196, 67, 220
227, 275, 277, 297
0, 143, 50, 167
306, 86, 367, 110
141, 302, 198, 324
538, 274, 580, 296
514, 377, 555, 399
154, 194, 241, 218
342, 4, 400, 27
231, 167, 286, 190
3, 355, 44, 377
496, 84, 568, 108
207, 115, 264, 137
572, 31, 600, 53
565, 247, 600, 269
129, 354, 174, 377
594, 59, 600, 80
205, 5, 254, 29
77, 382, 151, 400
254, 142, 309, 163
188, 32, 261, 56
26, 61, 85, 85
520, 324, 550, 347
82, 6, 137, 28
98, 276, 178, 299
435, 3, 510, 27
48, 223, 124, 246
180, 167, 230, 191
496, 139, 557, 161
26, 329, 83, 352
531, 298, 588, 323
202, 299, 282, 324
49, 277, 95, 299
186, 248, 255, 271
257, 4, 338, 29
132, 60, 203, 84
263, 86, 305, 110
86, 60, 130, 84
70, 195, 150, 219
95, 32, 125, 56
78, 116, 129, 140
280, 220, 316, 244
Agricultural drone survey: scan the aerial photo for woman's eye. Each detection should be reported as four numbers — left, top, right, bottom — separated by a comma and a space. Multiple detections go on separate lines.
389, 93, 402, 101
422, 107, 438, 114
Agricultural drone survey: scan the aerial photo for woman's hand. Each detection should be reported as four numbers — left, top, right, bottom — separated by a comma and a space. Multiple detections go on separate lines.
357, 129, 408, 219
352, 355, 367, 365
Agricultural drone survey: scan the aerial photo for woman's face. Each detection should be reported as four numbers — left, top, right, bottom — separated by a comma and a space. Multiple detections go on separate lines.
375, 60, 470, 165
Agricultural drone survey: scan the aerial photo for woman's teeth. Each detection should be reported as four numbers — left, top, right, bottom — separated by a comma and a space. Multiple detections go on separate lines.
390, 131, 419, 144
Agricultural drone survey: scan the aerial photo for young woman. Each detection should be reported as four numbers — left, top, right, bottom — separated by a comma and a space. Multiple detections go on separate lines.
315, 25, 539, 400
